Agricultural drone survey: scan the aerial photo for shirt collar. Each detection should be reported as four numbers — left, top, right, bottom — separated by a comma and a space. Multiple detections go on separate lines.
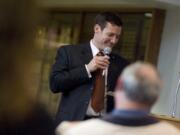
111, 109, 149, 117
90, 40, 99, 56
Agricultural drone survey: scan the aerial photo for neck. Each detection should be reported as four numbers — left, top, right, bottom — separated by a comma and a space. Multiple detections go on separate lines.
91, 38, 101, 50
115, 92, 150, 111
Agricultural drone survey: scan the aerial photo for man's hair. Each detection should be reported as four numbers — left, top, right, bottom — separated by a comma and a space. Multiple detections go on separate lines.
120, 62, 162, 106
94, 12, 123, 30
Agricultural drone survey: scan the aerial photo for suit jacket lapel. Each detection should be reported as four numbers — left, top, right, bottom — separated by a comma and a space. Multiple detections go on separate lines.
107, 54, 115, 90
80, 43, 93, 64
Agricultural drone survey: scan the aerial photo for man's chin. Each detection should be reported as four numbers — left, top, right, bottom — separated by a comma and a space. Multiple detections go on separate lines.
104, 45, 114, 49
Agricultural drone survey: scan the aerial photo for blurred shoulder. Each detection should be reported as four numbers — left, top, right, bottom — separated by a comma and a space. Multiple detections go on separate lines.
56, 119, 118, 135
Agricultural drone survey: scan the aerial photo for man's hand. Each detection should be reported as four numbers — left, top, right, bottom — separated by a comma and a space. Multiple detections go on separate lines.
87, 55, 110, 72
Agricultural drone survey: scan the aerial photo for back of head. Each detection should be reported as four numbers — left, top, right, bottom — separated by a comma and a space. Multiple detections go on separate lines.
0, 1, 56, 135
94, 12, 123, 30
119, 61, 162, 106
0, 0, 39, 121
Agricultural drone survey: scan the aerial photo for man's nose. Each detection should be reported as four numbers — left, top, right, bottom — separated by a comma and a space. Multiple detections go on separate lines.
110, 36, 118, 44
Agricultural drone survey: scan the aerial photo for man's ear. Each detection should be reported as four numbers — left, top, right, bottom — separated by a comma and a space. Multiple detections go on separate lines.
94, 24, 101, 33
115, 78, 123, 91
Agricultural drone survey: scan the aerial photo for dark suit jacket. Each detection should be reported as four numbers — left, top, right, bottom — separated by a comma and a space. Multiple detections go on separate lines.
50, 43, 129, 125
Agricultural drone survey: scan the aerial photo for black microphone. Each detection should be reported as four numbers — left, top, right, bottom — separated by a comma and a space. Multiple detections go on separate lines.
103, 47, 112, 55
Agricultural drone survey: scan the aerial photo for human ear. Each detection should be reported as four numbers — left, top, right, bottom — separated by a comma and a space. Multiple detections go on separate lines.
94, 24, 101, 33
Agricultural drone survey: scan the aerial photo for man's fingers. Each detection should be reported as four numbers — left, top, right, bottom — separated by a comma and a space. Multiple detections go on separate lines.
95, 55, 110, 61
95, 56, 109, 65
97, 65, 107, 70
96, 60, 109, 66
88, 56, 110, 71
95, 58, 109, 70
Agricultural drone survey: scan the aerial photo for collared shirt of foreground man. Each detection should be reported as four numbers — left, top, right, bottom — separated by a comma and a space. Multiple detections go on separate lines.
56, 62, 180, 135
50, 12, 129, 125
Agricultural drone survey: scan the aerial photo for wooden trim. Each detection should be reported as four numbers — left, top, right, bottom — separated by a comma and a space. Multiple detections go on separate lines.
42, 7, 160, 14
152, 113, 180, 129
134, 15, 145, 60
145, 9, 166, 65
77, 12, 86, 43
152, 114, 180, 122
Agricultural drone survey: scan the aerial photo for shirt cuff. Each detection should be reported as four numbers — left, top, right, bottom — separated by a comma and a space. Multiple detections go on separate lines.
85, 64, 92, 78
86, 100, 101, 116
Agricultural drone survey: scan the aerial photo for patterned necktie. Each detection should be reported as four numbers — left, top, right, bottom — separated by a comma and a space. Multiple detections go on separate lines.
91, 51, 105, 112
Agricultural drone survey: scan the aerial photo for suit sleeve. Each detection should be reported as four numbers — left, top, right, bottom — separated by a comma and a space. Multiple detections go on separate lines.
50, 47, 90, 93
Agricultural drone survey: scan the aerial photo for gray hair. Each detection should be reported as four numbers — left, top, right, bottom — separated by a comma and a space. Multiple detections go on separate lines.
120, 61, 162, 106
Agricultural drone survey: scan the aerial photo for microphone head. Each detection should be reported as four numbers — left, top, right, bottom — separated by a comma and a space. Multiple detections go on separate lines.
103, 47, 112, 55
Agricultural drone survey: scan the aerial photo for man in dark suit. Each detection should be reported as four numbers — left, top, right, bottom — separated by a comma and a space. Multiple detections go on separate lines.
50, 12, 129, 125
57, 62, 180, 135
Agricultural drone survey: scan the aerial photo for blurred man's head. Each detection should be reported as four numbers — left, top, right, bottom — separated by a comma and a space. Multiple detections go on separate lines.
0, 0, 39, 120
92, 12, 123, 50
115, 62, 162, 110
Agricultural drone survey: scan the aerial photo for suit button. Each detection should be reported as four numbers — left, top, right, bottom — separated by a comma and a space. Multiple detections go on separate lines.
85, 101, 89, 105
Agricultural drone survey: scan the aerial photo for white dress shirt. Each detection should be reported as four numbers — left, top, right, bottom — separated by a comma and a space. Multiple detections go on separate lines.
85, 40, 107, 116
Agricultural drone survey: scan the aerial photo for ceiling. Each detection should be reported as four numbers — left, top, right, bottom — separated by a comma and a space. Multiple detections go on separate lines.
38, 0, 180, 9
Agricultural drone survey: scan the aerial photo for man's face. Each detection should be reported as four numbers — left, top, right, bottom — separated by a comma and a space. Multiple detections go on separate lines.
94, 22, 122, 50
